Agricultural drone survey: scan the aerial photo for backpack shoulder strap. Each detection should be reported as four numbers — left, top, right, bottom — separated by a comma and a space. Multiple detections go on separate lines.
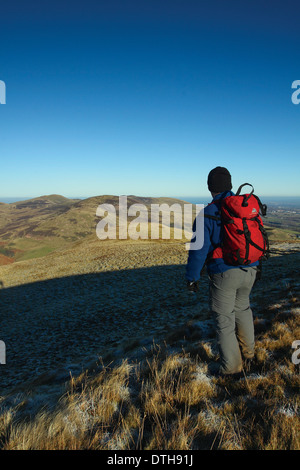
204, 200, 221, 222
204, 214, 220, 221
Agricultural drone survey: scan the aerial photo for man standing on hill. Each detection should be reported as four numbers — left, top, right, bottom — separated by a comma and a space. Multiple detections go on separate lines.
186, 167, 258, 377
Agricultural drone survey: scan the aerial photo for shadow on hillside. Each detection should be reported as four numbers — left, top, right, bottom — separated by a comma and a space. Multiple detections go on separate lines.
0, 250, 299, 392
0, 263, 208, 391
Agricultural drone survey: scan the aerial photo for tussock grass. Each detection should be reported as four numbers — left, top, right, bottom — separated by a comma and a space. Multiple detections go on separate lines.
1, 289, 299, 450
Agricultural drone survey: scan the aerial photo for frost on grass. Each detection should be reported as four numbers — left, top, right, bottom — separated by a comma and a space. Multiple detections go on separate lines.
276, 404, 299, 419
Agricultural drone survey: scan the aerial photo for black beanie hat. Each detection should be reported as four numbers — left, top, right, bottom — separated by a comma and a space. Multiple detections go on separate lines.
207, 167, 232, 193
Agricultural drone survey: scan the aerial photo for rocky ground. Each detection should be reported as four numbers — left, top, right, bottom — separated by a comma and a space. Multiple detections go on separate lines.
0, 237, 299, 399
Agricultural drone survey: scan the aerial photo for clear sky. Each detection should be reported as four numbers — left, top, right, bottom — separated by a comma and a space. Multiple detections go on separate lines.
0, 0, 299, 199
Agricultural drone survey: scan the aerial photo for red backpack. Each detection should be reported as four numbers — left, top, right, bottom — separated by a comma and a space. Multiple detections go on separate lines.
209, 184, 270, 265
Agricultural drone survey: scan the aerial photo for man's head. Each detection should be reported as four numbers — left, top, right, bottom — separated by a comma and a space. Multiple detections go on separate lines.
207, 167, 232, 195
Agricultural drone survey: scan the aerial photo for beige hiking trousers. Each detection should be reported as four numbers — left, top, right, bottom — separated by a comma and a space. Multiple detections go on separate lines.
209, 267, 257, 375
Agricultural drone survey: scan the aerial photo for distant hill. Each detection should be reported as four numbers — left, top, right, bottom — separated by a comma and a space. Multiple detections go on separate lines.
0, 194, 193, 264
0, 195, 79, 263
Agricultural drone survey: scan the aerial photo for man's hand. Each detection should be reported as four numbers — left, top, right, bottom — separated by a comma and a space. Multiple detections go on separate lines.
186, 280, 199, 293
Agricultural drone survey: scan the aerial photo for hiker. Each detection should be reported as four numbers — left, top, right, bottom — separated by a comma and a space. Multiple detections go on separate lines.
186, 167, 261, 377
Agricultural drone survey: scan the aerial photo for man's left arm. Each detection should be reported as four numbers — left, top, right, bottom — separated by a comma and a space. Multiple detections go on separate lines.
185, 215, 211, 289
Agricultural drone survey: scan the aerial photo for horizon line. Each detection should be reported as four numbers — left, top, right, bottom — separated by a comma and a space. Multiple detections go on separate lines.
1, 194, 300, 203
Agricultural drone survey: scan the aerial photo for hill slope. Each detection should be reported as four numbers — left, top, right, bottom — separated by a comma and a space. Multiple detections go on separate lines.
0, 195, 299, 450
0, 194, 192, 264
0, 237, 299, 450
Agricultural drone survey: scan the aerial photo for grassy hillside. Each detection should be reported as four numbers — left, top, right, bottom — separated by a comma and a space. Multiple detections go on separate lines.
265, 226, 300, 243
0, 195, 79, 262
0, 261, 299, 450
0, 194, 299, 450
0, 235, 299, 450
0, 194, 194, 264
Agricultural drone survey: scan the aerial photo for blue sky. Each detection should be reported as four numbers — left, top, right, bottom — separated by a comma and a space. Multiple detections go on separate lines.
0, 0, 299, 199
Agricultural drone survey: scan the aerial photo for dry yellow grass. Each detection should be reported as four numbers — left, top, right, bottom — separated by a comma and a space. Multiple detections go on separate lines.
0, 242, 299, 450
1, 300, 299, 450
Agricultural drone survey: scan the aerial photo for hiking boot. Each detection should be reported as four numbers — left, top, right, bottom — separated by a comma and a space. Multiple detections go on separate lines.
209, 366, 243, 380
223, 371, 244, 380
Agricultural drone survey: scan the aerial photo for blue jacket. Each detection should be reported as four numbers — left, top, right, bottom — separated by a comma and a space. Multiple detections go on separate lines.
186, 191, 259, 281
